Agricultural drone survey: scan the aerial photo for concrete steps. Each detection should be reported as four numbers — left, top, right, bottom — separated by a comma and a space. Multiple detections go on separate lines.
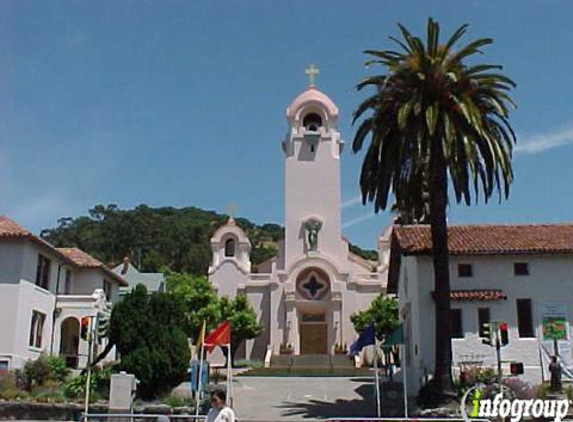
271, 354, 354, 369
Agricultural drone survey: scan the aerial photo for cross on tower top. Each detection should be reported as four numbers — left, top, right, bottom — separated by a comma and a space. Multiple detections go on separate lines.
305, 64, 320, 88
226, 203, 237, 219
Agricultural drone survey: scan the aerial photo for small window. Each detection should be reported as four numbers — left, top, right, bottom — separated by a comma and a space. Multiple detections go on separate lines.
29, 310, 46, 348
103, 280, 113, 301
478, 308, 490, 338
224, 238, 235, 257
458, 263, 473, 277
451, 309, 463, 338
35, 254, 51, 289
514, 262, 529, 276
517, 298, 535, 338
64, 269, 72, 295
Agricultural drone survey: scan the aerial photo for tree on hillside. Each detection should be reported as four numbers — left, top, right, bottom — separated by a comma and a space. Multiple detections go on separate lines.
219, 294, 263, 362
351, 295, 399, 341
109, 285, 191, 399
352, 19, 516, 393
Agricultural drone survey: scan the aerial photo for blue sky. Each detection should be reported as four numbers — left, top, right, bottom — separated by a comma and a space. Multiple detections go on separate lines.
1, 0, 573, 249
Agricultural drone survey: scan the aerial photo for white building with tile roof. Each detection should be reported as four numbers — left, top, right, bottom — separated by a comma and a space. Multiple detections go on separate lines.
389, 224, 573, 394
0, 216, 127, 370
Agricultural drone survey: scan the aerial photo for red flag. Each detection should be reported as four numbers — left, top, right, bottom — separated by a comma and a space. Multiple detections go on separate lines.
204, 321, 231, 353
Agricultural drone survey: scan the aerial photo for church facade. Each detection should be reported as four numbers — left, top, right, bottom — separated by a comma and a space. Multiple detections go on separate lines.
208, 81, 388, 360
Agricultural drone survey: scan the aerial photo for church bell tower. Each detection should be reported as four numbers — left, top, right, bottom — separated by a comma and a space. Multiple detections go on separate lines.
282, 66, 345, 268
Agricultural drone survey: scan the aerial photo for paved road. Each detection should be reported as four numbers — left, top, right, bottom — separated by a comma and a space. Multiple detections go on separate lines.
14, 377, 376, 422
230, 376, 377, 421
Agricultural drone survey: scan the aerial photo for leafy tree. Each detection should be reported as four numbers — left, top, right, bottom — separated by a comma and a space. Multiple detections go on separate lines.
109, 284, 190, 399
351, 295, 399, 340
219, 294, 263, 361
352, 19, 516, 392
165, 270, 221, 340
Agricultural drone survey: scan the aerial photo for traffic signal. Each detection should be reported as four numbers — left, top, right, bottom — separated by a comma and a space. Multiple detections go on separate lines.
510, 362, 524, 375
80, 316, 90, 341
499, 321, 509, 346
97, 313, 109, 342
481, 323, 493, 346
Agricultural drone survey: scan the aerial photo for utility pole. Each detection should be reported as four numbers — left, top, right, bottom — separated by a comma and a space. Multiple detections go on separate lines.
496, 332, 503, 397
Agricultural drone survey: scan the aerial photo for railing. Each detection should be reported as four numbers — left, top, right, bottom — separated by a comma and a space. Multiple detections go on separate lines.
81, 414, 206, 422
326, 418, 492, 422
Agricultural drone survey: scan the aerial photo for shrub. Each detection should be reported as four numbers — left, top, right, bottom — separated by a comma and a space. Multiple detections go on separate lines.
16, 355, 70, 391
0, 371, 28, 400
162, 394, 195, 408
502, 377, 535, 400
536, 382, 551, 399
63, 366, 112, 401
45, 356, 69, 382
455, 364, 497, 396
31, 380, 65, 403
564, 384, 573, 400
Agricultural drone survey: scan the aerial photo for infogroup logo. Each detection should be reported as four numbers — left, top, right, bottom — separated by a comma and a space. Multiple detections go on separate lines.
461, 386, 571, 422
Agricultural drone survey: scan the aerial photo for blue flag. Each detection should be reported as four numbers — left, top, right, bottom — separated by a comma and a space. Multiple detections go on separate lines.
350, 323, 376, 356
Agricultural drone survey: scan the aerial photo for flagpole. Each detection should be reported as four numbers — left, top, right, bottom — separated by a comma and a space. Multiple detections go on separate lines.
373, 344, 381, 418
195, 330, 206, 417
226, 342, 233, 407
401, 343, 408, 417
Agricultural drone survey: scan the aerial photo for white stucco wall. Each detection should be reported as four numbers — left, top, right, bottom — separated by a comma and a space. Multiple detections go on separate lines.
399, 253, 573, 394
0, 238, 121, 370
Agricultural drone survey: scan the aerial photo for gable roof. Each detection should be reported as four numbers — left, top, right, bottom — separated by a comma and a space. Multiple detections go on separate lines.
58, 248, 128, 286
393, 224, 573, 256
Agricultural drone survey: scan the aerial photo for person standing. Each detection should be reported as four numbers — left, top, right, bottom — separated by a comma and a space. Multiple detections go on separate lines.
205, 390, 235, 422
549, 355, 562, 392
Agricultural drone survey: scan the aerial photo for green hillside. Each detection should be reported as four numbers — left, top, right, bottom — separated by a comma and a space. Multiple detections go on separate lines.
41, 204, 377, 275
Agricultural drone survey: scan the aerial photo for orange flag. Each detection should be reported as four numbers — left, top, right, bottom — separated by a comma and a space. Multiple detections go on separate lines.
204, 321, 231, 353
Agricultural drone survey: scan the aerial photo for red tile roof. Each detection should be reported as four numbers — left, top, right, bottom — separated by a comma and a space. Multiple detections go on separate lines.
0, 215, 126, 286
57, 248, 127, 286
0, 216, 31, 238
450, 289, 507, 301
393, 224, 573, 255
57, 248, 105, 268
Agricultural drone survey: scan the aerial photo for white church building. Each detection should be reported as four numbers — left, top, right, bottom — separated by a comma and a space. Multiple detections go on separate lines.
208, 80, 388, 360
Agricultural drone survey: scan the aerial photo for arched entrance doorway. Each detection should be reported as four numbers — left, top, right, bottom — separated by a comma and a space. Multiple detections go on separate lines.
296, 268, 331, 355
59, 317, 80, 368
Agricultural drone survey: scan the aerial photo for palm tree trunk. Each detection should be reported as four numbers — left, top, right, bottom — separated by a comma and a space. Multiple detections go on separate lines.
429, 141, 453, 393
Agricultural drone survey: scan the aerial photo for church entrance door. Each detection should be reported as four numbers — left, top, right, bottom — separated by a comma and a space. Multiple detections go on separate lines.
299, 313, 327, 355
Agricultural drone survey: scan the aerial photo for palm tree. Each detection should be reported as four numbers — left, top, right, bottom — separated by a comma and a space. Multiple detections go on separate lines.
352, 18, 516, 393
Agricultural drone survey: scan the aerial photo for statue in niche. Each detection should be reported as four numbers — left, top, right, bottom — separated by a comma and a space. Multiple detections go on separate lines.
304, 219, 322, 252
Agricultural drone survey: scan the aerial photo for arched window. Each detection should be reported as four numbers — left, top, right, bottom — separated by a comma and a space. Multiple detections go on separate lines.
225, 238, 236, 257
302, 113, 323, 131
